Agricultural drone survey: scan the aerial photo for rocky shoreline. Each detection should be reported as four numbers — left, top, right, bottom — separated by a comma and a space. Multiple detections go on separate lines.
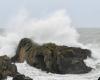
0, 38, 92, 80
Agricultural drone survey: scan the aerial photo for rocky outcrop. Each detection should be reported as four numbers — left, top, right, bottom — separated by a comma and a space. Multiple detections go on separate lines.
0, 55, 17, 79
12, 38, 92, 74
11, 38, 38, 63
0, 55, 33, 80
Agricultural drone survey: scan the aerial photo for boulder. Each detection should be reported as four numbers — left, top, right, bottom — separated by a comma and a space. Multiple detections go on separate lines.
12, 38, 92, 74
0, 55, 18, 79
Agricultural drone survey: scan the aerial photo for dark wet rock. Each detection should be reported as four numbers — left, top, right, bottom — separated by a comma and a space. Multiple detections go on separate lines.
13, 74, 33, 80
98, 77, 100, 80
0, 55, 18, 80
11, 38, 38, 63
24, 77, 33, 80
12, 38, 92, 74
57, 57, 92, 74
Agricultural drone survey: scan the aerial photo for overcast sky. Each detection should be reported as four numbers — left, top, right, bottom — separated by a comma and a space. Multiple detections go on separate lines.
0, 0, 100, 28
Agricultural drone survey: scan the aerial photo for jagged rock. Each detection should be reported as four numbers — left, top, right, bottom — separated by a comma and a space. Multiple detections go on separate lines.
13, 74, 33, 80
0, 55, 18, 79
11, 38, 38, 63
12, 38, 92, 74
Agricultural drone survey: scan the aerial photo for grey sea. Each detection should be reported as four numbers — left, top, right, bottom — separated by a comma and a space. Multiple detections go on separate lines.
78, 28, 100, 44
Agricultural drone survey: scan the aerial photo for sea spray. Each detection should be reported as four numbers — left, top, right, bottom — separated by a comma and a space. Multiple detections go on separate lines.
0, 10, 81, 57
7, 10, 80, 46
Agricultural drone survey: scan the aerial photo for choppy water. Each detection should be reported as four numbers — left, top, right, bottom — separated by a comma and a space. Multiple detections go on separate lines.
78, 28, 100, 44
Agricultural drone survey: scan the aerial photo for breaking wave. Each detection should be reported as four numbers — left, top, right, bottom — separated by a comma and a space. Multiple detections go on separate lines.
0, 9, 100, 80
0, 9, 81, 57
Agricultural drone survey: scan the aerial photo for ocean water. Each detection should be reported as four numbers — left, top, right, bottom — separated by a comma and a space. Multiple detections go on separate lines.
7, 28, 100, 80
78, 28, 100, 62
78, 28, 100, 44
0, 10, 100, 80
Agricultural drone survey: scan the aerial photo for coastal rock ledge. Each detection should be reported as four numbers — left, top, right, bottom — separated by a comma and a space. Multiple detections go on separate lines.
0, 55, 33, 80
12, 38, 92, 74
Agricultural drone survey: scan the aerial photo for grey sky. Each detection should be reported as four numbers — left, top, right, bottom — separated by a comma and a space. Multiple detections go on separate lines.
0, 0, 100, 28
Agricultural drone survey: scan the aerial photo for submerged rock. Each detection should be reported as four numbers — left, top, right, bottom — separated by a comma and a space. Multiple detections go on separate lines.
12, 38, 92, 74
13, 74, 33, 80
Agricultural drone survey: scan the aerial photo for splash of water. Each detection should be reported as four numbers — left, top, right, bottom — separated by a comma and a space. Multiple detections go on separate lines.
7, 10, 80, 45
0, 9, 81, 57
